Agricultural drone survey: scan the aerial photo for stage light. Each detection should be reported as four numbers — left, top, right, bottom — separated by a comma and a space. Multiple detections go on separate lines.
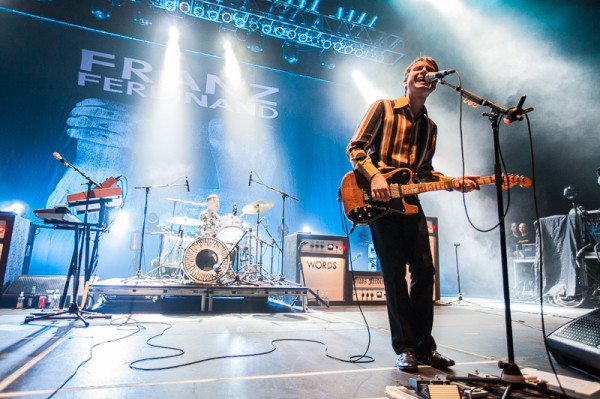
344, 44, 354, 55
164, 0, 177, 12
223, 40, 242, 87
298, 0, 307, 8
356, 11, 367, 24
234, 13, 247, 28
352, 69, 386, 104
248, 17, 260, 31
134, 8, 153, 26
207, 7, 219, 21
261, 21, 273, 34
221, 11, 233, 23
91, 0, 112, 20
193, 4, 205, 17
302, 225, 311, 234
346, 9, 355, 22
2, 202, 25, 216
321, 37, 332, 49
286, 29, 297, 40
319, 49, 336, 69
179, 1, 191, 14
308, 0, 320, 12
112, 210, 130, 236
274, 25, 286, 37
366, 15, 378, 28
298, 31, 309, 43
333, 41, 344, 52
334, 6, 343, 20
246, 30, 264, 53
282, 42, 299, 64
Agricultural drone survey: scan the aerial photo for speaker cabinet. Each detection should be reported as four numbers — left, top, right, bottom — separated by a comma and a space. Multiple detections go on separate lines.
283, 234, 349, 305
0, 212, 30, 292
547, 308, 600, 376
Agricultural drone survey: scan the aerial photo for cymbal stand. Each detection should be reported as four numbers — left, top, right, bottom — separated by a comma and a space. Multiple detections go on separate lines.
437, 78, 534, 395
130, 181, 187, 281
248, 175, 299, 277
259, 218, 283, 278
446, 243, 479, 306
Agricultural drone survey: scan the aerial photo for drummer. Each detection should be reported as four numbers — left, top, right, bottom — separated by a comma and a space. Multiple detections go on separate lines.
197, 194, 220, 237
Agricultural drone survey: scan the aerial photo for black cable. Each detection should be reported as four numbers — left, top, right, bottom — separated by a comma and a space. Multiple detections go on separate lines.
454, 71, 512, 233
46, 315, 145, 399
523, 113, 568, 398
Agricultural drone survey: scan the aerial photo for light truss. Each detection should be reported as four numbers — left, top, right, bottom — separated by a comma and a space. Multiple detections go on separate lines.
151, 0, 404, 65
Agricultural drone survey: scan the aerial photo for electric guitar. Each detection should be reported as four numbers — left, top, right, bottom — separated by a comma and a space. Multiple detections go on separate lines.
339, 168, 531, 224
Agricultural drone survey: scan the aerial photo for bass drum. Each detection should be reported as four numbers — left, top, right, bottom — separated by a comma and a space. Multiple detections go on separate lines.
183, 237, 230, 283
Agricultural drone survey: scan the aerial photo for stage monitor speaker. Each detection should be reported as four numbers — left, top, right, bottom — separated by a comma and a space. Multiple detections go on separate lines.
1, 275, 85, 308
283, 233, 349, 305
547, 308, 600, 377
0, 212, 30, 292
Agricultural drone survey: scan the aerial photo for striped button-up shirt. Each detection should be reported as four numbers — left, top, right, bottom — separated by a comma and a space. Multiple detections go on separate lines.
347, 96, 447, 183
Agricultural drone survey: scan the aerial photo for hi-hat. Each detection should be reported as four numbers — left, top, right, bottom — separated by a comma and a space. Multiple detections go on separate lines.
242, 200, 274, 214
165, 216, 202, 226
166, 198, 206, 206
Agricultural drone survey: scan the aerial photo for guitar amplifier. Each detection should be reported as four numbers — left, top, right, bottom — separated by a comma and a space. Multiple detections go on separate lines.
283, 234, 349, 305
346, 217, 440, 304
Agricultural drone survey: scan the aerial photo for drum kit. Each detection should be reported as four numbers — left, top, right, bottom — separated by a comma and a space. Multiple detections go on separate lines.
150, 198, 281, 285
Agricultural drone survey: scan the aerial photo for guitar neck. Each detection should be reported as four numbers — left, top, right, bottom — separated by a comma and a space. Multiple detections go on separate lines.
399, 176, 495, 196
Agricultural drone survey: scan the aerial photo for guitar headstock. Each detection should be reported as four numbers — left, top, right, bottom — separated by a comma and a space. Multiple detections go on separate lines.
501, 175, 531, 189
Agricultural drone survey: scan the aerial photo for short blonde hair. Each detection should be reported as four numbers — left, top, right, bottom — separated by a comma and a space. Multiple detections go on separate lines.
403, 56, 439, 83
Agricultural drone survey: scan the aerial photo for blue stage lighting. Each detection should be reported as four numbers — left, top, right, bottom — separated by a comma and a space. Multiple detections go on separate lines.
91, 0, 112, 19
179, 1, 191, 13
344, 44, 354, 55
308, 0, 320, 12
274, 26, 286, 37
207, 8, 219, 20
367, 15, 378, 28
298, 0, 307, 8
320, 49, 336, 69
287, 29, 297, 40
321, 37, 332, 49
282, 42, 299, 64
193, 5, 204, 17
234, 13, 246, 28
248, 18, 260, 31
334, 6, 343, 20
354, 47, 365, 57
333, 41, 344, 52
164, 0, 177, 12
356, 11, 367, 24
221, 11, 233, 23
261, 21, 273, 34
298, 31, 309, 43
246, 31, 264, 53
346, 9, 355, 22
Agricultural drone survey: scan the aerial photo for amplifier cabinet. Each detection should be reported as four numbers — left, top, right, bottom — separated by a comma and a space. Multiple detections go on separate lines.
0, 212, 30, 291
283, 233, 349, 305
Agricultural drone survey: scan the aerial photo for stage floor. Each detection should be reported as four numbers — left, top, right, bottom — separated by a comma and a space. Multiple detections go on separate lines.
0, 298, 598, 398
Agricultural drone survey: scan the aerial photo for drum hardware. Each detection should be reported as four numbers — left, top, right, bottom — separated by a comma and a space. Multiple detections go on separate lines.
165, 216, 202, 227
166, 198, 206, 232
247, 171, 299, 278
130, 180, 189, 281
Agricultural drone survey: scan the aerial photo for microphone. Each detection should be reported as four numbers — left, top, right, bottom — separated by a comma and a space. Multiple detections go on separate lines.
248, 171, 253, 186
424, 69, 456, 82
185, 176, 190, 192
52, 152, 70, 166
454, 243, 460, 247
232, 202, 238, 216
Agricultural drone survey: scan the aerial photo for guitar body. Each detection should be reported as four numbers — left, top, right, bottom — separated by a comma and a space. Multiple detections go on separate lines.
340, 168, 418, 225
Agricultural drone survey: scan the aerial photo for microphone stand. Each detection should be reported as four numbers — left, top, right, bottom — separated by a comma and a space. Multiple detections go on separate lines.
446, 243, 479, 306
129, 181, 188, 281
249, 175, 299, 279
437, 78, 534, 396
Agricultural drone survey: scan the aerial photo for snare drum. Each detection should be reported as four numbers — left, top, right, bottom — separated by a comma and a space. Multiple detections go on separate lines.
217, 213, 245, 246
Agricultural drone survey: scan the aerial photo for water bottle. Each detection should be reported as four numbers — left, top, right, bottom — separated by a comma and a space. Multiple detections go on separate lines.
16, 292, 24, 309
52, 289, 60, 310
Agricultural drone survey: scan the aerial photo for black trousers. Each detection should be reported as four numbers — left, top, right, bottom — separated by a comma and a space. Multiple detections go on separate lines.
369, 205, 436, 355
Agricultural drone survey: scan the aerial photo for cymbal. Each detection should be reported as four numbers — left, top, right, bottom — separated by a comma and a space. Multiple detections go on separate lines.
166, 198, 206, 206
165, 216, 202, 226
242, 200, 274, 215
